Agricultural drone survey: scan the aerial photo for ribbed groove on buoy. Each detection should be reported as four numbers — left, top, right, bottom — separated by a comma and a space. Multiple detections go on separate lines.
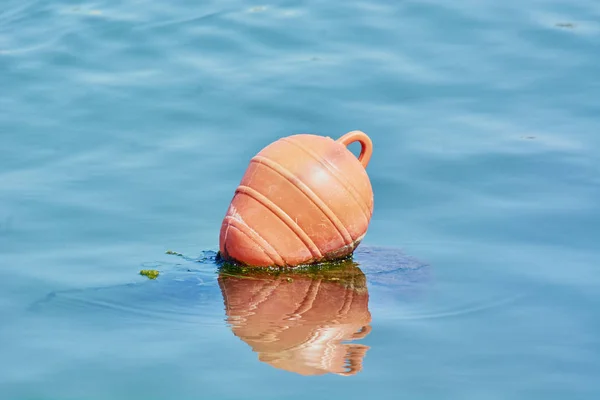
282, 137, 372, 222
235, 185, 323, 259
250, 156, 354, 245
224, 216, 285, 265
224, 224, 274, 265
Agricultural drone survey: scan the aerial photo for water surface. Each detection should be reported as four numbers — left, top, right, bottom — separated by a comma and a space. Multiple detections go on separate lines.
1, 0, 599, 399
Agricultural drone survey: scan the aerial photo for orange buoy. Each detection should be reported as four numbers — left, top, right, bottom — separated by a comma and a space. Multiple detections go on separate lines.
218, 130, 374, 267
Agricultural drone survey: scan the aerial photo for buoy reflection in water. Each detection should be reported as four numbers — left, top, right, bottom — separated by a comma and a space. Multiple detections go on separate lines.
218, 261, 371, 376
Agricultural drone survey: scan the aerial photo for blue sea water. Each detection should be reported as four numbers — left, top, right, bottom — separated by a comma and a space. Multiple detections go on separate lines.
1, 0, 599, 399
